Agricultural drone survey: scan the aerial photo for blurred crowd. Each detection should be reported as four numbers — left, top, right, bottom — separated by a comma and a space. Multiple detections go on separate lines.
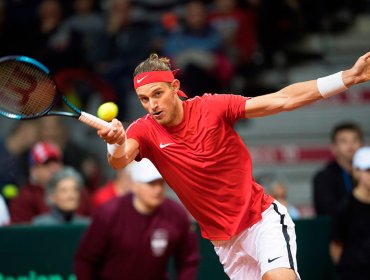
0, 0, 369, 278
1, 0, 369, 119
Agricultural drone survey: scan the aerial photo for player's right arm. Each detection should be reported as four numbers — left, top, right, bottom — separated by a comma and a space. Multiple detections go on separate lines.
97, 119, 139, 169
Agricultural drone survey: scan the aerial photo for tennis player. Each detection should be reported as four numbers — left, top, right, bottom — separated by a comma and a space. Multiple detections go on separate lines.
97, 52, 370, 280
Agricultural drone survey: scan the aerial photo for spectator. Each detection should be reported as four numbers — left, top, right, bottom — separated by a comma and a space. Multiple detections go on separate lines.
93, 168, 133, 209
98, 0, 155, 120
209, 0, 258, 69
0, 194, 9, 226
74, 158, 199, 280
55, 0, 105, 68
38, 116, 102, 193
130, 0, 186, 25
9, 141, 91, 224
29, 0, 85, 71
33, 166, 90, 225
162, 0, 228, 96
0, 121, 39, 202
329, 146, 370, 280
269, 181, 301, 220
313, 122, 364, 216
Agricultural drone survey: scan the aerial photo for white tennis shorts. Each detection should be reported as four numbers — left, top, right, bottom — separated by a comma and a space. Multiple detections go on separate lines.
212, 200, 301, 280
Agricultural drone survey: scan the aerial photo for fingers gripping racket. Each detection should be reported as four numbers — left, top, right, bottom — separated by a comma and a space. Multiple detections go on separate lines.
0, 55, 109, 129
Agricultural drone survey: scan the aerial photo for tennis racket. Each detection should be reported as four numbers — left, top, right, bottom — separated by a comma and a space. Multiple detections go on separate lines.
0, 55, 110, 129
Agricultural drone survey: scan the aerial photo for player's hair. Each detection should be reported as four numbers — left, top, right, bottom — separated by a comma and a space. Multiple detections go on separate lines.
331, 122, 364, 143
134, 53, 171, 75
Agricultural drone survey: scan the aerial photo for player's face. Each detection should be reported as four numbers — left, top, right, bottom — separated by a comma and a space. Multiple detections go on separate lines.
133, 179, 166, 213
136, 81, 183, 126
331, 130, 363, 164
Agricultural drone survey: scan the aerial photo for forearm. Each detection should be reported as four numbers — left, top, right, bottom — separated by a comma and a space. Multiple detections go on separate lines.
107, 138, 139, 169
245, 72, 348, 118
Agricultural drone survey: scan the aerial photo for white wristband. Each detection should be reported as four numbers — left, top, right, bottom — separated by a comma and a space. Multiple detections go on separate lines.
317, 71, 347, 98
107, 137, 126, 158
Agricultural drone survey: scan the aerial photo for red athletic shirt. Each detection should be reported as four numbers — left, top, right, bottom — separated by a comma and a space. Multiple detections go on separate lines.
127, 94, 274, 240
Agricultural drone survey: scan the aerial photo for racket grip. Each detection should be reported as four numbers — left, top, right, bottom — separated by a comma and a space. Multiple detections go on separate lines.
79, 111, 110, 129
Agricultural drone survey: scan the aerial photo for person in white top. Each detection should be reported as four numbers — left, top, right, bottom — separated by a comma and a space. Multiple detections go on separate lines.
0, 195, 10, 226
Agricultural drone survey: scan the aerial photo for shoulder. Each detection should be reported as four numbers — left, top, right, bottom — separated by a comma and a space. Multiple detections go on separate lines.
73, 215, 91, 225
126, 115, 157, 136
314, 161, 341, 179
32, 214, 56, 225
186, 93, 246, 108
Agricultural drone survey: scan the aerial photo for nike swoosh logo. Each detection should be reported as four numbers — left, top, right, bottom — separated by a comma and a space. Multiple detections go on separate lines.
160, 143, 174, 149
268, 256, 282, 263
136, 75, 149, 84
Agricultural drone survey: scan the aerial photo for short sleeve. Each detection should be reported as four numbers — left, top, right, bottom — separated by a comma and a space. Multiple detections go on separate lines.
202, 94, 247, 124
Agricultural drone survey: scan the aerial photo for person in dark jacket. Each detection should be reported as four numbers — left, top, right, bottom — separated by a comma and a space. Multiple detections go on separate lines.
313, 122, 364, 216
74, 158, 199, 280
330, 147, 370, 279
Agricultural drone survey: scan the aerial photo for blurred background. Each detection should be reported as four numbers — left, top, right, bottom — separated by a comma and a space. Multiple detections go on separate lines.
0, 0, 369, 279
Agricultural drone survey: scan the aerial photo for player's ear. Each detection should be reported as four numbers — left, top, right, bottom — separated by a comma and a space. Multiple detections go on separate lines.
171, 79, 180, 92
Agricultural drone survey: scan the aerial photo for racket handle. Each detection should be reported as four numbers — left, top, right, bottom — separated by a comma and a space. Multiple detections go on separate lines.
79, 111, 110, 129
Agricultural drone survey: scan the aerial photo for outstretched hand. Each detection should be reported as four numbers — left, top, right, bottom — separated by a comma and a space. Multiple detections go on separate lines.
97, 118, 126, 145
350, 51, 370, 85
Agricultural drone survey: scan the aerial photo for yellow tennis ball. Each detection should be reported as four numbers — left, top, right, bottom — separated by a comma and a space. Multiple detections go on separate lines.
2, 184, 18, 199
97, 102, 119, 121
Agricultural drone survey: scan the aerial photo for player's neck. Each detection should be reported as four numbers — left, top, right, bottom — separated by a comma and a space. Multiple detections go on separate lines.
167, 99, 184, 127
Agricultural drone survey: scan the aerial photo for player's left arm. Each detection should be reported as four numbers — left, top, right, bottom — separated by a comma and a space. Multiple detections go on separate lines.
244, 51, 370, 118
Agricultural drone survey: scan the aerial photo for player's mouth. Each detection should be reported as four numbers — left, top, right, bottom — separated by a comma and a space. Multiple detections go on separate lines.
153, 111, 163, 118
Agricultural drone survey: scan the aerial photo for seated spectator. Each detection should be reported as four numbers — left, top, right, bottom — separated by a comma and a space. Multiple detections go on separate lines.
55, 0, 105, 68
269, 181, 301, 220
97, 0, 154, 120
38, 116, 102, 193
130, 0, 186, 25
209, 0, 257, 69
330, 147, 370, 279
33, 166, 90, 225
93, 168, 133, 209
313, 122, 364, 216
0, 195, 10, 226
162, 0, 229, 96
9, 141, 91, 224
29, 0, 84, 71
74, 158, 199, 280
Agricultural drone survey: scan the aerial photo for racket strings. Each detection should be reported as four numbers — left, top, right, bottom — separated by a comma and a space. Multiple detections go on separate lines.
0, 61, 55, 117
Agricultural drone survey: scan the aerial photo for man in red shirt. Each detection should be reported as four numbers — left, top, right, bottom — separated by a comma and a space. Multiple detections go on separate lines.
97, 52, 370, 280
